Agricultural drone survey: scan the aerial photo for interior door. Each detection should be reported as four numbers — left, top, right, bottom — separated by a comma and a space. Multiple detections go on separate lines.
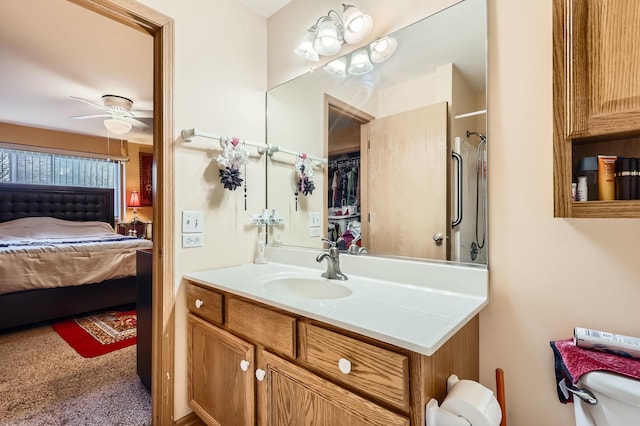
366, 102, 448, 260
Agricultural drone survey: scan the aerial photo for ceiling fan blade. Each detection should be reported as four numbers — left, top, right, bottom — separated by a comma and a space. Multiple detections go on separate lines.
130, 110, 153, 119
70, 114, 111, 119
70, 96, 106, 110
126, 117, 150, 129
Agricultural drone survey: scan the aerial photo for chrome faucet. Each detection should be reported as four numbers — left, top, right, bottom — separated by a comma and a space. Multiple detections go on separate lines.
316, 238, 348, 280
348, 236, 368, 255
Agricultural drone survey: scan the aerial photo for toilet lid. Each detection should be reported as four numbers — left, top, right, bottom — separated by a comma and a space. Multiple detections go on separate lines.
579, 371, 640, 407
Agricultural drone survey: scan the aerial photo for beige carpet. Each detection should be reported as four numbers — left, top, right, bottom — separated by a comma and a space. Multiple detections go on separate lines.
0, 323, 151, 426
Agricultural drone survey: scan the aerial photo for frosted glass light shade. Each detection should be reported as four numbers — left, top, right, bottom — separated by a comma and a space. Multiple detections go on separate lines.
104, 118, 132, 135
342, 5, 373, 44
313, 17, 342, 56
324, 57, 347, 76
370, 37, 397, 63
295, 29, 319, 61
347, 48, 374, 75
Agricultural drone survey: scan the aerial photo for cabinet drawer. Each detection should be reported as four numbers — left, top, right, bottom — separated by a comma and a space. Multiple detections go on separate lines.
187, 283, 223, 325
226, 297, 296, 358
299, 322, 410, 412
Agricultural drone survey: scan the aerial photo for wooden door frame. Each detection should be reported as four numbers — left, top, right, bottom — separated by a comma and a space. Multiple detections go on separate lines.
68, 1, 175, 424
324, 95, 374, 246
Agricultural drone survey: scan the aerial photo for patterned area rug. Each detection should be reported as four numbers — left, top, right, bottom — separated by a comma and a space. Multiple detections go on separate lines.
52, 309, 137, 358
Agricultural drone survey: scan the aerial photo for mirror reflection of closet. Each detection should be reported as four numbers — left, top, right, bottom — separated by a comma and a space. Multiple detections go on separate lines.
326, 97, 372, 251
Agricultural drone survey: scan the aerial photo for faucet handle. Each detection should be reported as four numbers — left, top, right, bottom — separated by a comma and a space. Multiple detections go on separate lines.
322, 237, 343, 248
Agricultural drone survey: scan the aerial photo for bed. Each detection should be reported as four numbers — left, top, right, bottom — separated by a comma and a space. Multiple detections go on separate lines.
0, 183, 153, 330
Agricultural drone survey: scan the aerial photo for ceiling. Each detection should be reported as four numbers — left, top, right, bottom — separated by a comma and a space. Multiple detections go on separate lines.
0, 0, 290, 146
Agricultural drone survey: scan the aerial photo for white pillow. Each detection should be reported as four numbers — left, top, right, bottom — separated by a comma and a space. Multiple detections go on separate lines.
0, 217, 115, 239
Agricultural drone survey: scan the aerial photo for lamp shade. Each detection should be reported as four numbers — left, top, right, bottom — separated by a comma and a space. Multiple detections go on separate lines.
313, 17, 342, 56
104, 118, 132, 135
342, 5, 373, 44
348, 48, 374, 75
324, 57, 347, 75
128, 190, 141, 208
295, 29, 320, 61
370, 37, 397, 63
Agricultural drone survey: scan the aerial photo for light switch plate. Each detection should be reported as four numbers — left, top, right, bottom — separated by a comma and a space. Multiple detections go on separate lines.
182, 233, 203, 248
309, 211, 321, 227
309, 227, 321, 237
182, 211, 203, 233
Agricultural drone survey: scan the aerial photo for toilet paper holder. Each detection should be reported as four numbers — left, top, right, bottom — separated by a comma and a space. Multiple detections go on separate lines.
425, 374, 503, 426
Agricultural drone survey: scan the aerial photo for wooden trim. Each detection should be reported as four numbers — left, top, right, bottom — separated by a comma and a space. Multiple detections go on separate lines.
326, 95, 375, 123
174, 412, 206, 426
553, 0, 573, 217
68, 1, 175, 424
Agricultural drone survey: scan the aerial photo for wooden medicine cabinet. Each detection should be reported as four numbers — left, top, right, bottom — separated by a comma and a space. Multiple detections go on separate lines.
553, 0, 640, 217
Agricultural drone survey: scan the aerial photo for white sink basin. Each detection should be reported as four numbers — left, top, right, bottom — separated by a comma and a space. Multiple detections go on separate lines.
263, 276, 352, 300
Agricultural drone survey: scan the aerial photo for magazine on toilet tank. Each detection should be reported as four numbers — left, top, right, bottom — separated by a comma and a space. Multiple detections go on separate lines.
574, 327, 640, 359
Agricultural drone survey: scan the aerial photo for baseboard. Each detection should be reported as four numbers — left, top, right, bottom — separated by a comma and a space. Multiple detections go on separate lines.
174, 412, 205, 426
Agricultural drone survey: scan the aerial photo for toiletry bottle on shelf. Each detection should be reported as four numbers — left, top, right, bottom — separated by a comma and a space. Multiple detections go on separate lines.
577, 176, 588, 201
255, 231, 268, 264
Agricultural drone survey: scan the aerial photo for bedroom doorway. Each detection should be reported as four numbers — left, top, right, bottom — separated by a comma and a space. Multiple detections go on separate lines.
68, 1, 175, 424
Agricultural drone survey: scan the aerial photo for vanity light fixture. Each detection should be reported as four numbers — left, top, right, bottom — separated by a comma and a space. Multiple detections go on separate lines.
323, 36, 398, 77
294, 29, 320, 61
295, 4, 373, 61
347, 48, 374, 75
369, 36, 397, 63
324, 57, 347, 75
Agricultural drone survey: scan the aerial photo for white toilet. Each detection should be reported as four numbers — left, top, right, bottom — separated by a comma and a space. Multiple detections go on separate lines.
573, 371, 640, 426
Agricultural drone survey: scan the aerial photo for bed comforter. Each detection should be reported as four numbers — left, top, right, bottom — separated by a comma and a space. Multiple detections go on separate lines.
0, 217, 152, 294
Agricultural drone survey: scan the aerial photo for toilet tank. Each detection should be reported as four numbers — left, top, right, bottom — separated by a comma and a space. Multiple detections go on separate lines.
578, 371, 640, 426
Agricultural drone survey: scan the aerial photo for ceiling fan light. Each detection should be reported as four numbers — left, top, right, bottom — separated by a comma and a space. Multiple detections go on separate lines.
347, 48, 374, 75
295, 28, 320, 61
370, 36, 397, 63
104, 118, 132, 135
313, 17, 342, 56
342, 5, 373, 44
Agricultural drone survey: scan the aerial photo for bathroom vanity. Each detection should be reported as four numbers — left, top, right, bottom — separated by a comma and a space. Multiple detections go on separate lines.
184, 248, 487, 426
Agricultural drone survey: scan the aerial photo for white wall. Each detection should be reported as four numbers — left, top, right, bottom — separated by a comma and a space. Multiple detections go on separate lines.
137, 0, 267, 418
269, 0, 640, 425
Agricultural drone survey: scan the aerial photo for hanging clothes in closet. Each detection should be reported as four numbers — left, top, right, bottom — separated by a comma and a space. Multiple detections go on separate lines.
327, 152, 360, 209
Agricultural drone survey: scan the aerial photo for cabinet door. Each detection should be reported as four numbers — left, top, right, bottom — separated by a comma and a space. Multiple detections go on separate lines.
188, 314, 255, 426
565, 0, 640, 137
257, 350, 408, 426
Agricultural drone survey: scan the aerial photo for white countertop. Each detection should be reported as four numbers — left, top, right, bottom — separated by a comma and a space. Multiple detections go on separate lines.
184, 248, 488, 356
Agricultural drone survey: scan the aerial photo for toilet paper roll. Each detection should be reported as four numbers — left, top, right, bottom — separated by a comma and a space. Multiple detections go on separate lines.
441, 379, 502, 426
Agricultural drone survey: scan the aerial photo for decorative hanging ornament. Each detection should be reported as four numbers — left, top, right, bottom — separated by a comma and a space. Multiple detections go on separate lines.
219, 166, 243, 191
217, 136, 250, 191
294, 153, 315, 196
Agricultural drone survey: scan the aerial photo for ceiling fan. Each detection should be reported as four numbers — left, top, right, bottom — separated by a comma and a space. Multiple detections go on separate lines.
70, 94, 153, 132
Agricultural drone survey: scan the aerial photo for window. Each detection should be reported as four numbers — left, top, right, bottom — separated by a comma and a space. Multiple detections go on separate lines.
0, 148, 122, 216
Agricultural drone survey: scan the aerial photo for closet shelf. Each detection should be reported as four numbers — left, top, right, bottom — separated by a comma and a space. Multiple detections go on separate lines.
454, 109, 487, 119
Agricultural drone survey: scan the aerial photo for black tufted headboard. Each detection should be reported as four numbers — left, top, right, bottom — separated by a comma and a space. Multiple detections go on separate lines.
0, 183, 114, 226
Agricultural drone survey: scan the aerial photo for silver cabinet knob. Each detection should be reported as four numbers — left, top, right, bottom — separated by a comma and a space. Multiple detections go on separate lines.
433, 233, 444, 244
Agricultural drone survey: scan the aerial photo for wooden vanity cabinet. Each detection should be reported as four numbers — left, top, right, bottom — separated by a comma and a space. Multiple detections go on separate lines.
259, 350, 408, 426
186, 281, 479, 426
553, 0, 640, 217
188, 314, 255, 426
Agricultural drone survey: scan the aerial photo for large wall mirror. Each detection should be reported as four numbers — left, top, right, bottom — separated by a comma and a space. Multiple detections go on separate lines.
266, 0, 487, 266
